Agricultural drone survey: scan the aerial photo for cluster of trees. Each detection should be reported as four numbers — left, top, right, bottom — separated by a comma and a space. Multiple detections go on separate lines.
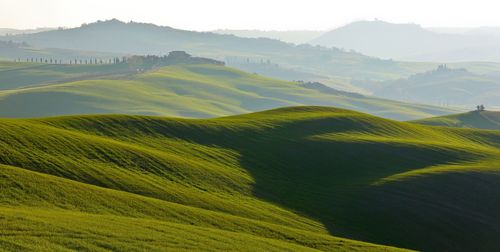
66, 57, 127, 65
126, 51, 225, 69
15, 58, 63, 64
407, 64, 468, 82
225, 56, 274, 66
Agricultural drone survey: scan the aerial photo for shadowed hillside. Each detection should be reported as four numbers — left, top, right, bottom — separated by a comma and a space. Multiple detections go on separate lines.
0, 106, 500, 251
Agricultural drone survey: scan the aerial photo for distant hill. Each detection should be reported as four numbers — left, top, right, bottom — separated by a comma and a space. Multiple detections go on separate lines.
0, 19, 448, 80
408, 26, 500, 61
413, 110, 500, 130
310, 20, 499, 61
2, 106, 500, 251
212, 29, 325, 44
0, 27, 54, 36
298, 81, 365, 98
408, 43, 500, 62
6, 20, 500, 82
0, 40, 118, 62
0, 51, 222, 90
358, 65, 500, 107
0, 61, 456, 120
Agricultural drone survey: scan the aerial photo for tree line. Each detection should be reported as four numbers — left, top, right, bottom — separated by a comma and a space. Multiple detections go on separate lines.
11, 51, 225, 68
13, 57, 128, 65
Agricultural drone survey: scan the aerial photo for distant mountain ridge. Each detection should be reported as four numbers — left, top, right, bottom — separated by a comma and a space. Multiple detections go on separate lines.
0, 27, 54, 36
310, 20, 500, 61
6, 19, 500, 84
0, 19, 440, 81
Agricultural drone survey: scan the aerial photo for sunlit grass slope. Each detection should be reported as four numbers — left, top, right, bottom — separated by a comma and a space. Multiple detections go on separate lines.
1, 106, 500, 251
412, 110, 500, 130
0, 61, 457, 120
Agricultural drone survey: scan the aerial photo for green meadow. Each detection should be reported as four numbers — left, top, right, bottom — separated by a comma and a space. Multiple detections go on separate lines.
0, 106, 499, 251
0, 61, 457, 120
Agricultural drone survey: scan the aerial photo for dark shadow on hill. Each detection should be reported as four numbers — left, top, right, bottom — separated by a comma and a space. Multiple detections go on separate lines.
0, 91, 107, 117
353, 171, 500, 251
35, 108, 497, 251
126, 111, 487, 251
218, 119, 484, 252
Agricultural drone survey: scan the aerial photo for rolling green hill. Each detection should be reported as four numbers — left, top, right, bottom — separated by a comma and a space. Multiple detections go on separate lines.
413, 110, 500, 130
1, 106, 500, 251
0, 61, 457, 120
0, 61, 132, 90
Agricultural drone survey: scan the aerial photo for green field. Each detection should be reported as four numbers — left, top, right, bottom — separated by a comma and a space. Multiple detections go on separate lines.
0, 61, 131, 90
0, 61, 458, 120
0, 106, 499, 251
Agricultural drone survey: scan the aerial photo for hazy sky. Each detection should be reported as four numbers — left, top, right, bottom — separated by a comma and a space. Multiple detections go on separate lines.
2, 0, 500, 30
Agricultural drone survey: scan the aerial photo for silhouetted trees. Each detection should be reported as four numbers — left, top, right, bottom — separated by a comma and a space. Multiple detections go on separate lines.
12, 56, 121, 65
12, 51, 224, 67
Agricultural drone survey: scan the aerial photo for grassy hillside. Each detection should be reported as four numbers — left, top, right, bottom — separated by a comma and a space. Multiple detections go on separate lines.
0, 61, 131, 90
0, 61, 457, 120
413, 110, 500, 130
0, 106, 500, 251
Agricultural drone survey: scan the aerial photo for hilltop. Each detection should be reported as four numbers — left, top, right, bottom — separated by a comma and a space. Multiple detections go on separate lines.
0, 61, 456, 120
0, 106, 500, 251
413, 110, 500, 130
